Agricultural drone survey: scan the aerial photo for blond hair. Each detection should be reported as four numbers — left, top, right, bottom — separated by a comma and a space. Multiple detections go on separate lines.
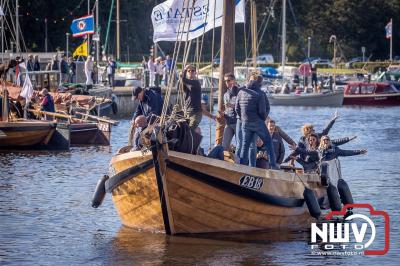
301, 124, 314, 137
319, 135, 331, 150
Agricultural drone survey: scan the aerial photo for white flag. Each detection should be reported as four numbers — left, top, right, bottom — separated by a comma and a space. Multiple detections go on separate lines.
20, 73, 34, 101
152, 0, 245, 42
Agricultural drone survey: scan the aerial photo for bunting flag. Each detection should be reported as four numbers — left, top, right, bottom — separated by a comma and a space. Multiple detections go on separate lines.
152, 0, 245, 42
385, 20, 392, 39
73, 41, 88, 57
70, 15, 95, 37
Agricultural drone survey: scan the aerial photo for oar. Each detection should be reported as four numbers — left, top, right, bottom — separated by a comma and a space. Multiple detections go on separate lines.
28, 109, 86, 123
74, 111, 119, 125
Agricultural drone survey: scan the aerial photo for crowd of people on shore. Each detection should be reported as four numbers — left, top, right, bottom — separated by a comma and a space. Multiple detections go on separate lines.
129, 64, 367, 172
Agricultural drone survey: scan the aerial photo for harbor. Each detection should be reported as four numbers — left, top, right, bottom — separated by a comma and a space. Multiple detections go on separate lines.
1, 106, 399, 264
1, 0, 399, 264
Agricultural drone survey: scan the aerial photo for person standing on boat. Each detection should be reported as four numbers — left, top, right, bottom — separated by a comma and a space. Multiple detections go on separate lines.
40, 89, 55, 113
311, 64, 318, 89
84, 56, 94, 89
235, 78, 278, 169
222, 73, 241, 151
181, 65, 203, 129
132, 86, 163, 121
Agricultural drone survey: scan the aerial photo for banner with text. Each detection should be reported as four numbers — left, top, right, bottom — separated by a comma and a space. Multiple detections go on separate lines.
152, 0, 245, 42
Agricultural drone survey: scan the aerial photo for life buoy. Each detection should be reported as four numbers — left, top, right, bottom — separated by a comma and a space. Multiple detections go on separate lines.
111, 101, 118, 114
327, 182, 342, 211
303, 187, 321, 219
91, 175, 109, 208
337, 179, 354, 205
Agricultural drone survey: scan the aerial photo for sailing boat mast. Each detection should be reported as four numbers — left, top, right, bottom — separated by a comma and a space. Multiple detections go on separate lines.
216, 0, 235, 145
116, 0, 120, 60
250, 0, 257, 68
281, 0, 286, 83
16, 0, 19, 53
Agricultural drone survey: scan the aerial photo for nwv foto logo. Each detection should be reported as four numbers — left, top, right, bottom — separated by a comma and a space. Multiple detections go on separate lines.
310, 204, 390, 256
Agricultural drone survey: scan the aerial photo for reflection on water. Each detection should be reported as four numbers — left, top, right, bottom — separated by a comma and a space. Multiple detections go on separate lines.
0, 106, 399, 265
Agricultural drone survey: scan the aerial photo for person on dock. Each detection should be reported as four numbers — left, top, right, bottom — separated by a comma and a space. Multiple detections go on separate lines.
50, 55, 59, 71
221, 73, 241, 151
180, 65, 203, 129
84, 56, 94, 89
40, 88, 55, 114
132, 86, 163, 121
235, 76, 278, 169
26, 55, 34, 72
106, 57, 116, 87
33, 55, 41, 71
155, 57, 163, 87
60, 55, 69, 84
68, 57, 76, 83
148, 56, 155, 86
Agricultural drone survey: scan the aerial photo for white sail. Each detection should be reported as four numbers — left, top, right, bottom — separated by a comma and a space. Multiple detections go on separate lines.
152, 0, 245, 42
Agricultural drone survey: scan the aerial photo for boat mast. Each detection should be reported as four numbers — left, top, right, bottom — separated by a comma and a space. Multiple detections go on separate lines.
216, 0, 235, 145
15, 0, 19, 53
281, 0, 286, 85
250, 0, 257, 68
116, 0, 120, 60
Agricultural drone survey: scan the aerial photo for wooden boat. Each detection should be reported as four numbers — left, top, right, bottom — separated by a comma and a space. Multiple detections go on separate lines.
106, 149, 163, 232
343, 81, 400, 105
69, 122, 110, 146
266, 90, 344, 107
0, 120, 57, 148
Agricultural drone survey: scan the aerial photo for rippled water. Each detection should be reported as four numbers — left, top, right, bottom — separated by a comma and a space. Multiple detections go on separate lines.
1, 106, 399, 265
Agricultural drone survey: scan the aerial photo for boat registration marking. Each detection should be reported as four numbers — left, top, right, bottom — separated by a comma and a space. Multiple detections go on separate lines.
374, 96, 387, 100
239, 175, 264, 190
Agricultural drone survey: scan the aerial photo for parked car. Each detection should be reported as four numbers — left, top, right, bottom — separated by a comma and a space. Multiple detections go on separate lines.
246, 54, 274, 64
311, 58, 333, 67
300, 57, 320, 64
345, 57, 364, 68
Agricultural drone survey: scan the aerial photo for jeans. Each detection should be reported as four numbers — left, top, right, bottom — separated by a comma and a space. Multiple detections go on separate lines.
207, 145, 224, 160
222, 122, 236, 151
240, 120, 277, 168
236, 119, 257, 167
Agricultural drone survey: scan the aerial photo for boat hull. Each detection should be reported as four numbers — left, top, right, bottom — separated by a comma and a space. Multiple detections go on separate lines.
108, 150, 164, 232
0, 121, 56, 148
154, 150, 335, 235
70, 122, 110, 146
267, 91, 344, 107
343, 93, 400, 105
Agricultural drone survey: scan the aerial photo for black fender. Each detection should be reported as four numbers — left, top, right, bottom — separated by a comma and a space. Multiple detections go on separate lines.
91, 175, 109, 208
303, 187, 321, 219
111, 101, 118, 114
337, 179, 354, 205
319, 162, 330, 187
327, 182, 342, 211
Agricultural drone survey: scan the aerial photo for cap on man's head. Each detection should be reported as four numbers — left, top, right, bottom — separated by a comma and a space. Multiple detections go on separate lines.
132, 87, 143, 99
184, 64, 196, 71
41, 88, 49, 95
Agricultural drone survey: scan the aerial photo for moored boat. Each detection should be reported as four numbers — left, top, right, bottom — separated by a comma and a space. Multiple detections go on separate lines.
69, 122, 110, 146
343, 81, 400, 105
266, 90, 344, 107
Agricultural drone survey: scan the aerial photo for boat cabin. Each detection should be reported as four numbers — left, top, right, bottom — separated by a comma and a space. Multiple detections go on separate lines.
344, 82, 399, 95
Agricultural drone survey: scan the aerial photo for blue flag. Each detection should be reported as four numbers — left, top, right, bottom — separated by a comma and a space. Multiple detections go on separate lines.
385, 21, 392, 39
70, 15, 94, 37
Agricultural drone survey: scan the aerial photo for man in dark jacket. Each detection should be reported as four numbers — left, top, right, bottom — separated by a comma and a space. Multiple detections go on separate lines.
132, 86, 163, 121
40, 88, 55, 113
222, 73, 241, 151
181, 65, 202, 129
235, 79, 278, 169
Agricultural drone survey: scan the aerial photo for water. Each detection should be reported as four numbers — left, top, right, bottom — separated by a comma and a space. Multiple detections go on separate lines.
0, 106, 399, 265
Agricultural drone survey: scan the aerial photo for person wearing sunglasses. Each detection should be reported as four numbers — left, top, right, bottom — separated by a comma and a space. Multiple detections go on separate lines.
181, 64, 203, 129
221, 73, 242, 151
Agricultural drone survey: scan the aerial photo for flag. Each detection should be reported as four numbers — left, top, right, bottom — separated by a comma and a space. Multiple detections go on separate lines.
20, 73, 34, 101
152, 0, 245, 42
73, 41, 88, 57
70, 15, 95, 37
0, 6, 4, 16
385, 20, 392, 39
